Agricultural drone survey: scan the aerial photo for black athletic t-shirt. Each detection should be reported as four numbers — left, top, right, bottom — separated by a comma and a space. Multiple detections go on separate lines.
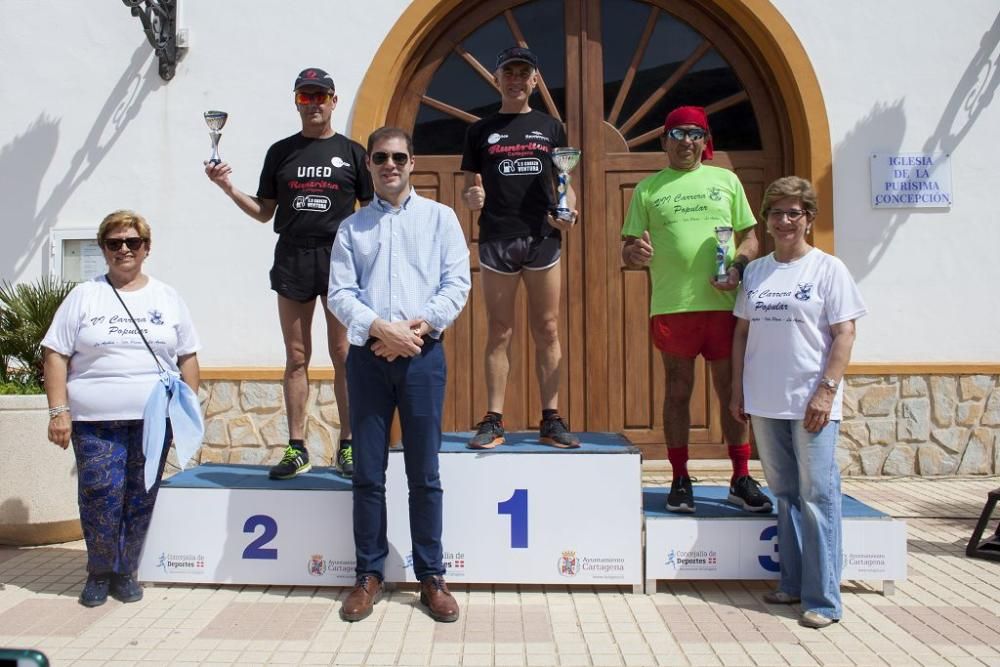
257, 133, 373, 239
461, 110, 567, 242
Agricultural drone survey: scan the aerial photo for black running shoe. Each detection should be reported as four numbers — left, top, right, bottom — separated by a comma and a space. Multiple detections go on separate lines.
269, 445, 311, 480
337, 441, 354, 478
539, 415, 580, 449
728, 475, 773, 513
666, 475, 695, 513
467, 414, 505, 449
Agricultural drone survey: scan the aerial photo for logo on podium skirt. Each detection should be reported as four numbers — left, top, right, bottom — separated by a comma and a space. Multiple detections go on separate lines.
558, 550, 579, 577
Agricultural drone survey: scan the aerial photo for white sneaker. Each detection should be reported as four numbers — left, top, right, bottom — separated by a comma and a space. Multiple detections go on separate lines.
800, 611, 838, 628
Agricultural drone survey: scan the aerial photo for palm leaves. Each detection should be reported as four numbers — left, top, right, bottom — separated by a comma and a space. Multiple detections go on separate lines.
0, 278, 75, 392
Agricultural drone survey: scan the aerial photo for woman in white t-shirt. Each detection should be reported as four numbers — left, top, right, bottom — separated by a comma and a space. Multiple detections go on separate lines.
730, 177, 866, 630
41, 210, 201, 608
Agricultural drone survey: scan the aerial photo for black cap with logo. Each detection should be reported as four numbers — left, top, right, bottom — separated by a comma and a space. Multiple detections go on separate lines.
294, 68, 335, 91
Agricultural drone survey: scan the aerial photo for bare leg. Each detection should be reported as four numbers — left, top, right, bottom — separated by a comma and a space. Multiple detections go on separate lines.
709, 358, 747, 446
323, 307, 351, 440
480, 269, 522, 414
661, 352, 696, 449
522, 263, 562, 411
277, 295, 316, 440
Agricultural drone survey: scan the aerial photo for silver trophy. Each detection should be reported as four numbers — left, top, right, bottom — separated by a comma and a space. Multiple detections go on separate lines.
204, 110, 228, 165
713, 226, 734, 281
551, 147, 582, 223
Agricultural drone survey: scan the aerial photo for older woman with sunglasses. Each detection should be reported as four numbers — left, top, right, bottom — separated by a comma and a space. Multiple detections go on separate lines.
730, 177, 866, 629
42, 210, 201, 607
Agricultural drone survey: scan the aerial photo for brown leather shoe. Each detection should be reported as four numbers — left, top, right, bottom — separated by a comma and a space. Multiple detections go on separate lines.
340, 574, 383, 622
419, 575, 459, 623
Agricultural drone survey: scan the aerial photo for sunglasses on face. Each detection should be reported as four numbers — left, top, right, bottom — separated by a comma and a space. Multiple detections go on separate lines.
370, 151, 410, 166
102, 237, 146, 251
294, 91, 334, 105
767, 208, 808, 222
665, 127, 707, 141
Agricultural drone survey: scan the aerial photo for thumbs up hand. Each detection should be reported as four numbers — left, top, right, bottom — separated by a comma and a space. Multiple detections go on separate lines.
623, 230, 654, 267
464, 173, 486, 211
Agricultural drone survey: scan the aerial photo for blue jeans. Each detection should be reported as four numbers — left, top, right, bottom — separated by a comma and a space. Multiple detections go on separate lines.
347, 339, 445, 580
72, 420, 171, 575
751, 416, 842, 619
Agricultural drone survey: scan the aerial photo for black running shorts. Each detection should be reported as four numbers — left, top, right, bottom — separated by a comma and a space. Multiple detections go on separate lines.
478, 235, 561, 275
269, 236, 333, 302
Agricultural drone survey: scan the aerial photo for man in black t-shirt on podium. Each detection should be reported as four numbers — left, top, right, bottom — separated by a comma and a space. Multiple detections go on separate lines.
205, 68, 373, 480
461, 47, 580, 450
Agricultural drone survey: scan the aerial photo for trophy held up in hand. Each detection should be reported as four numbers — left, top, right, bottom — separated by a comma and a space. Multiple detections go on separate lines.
204, 110, 228, 165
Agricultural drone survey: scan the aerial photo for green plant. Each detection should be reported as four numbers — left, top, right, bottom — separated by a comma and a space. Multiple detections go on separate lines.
0, 278, 76, 394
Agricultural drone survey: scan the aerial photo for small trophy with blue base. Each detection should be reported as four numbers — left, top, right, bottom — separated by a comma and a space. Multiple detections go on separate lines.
551, 147, 582, 223
713, 226, 733, 281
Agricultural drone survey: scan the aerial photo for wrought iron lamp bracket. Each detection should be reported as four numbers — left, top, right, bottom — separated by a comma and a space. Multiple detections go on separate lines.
122, 0, 185, 80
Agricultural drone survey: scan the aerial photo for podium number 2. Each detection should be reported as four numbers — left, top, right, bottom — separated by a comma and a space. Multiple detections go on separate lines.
243, 515, 278, 560
498, 489, 528, 549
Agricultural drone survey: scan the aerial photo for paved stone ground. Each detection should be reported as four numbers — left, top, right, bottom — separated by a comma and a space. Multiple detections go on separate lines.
2, 475, 999, 666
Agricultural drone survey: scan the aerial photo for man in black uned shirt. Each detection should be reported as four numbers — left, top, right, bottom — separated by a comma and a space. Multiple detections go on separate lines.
205, 67, 373, 481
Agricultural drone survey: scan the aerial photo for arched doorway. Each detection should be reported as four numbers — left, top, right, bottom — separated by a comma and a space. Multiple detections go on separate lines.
357, 0, 828, 457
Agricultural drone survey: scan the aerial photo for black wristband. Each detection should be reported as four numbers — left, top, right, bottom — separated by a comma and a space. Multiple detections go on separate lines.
731, 259, 747, 280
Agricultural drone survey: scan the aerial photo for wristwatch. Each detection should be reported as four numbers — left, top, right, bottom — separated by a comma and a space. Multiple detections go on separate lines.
819, 377, 838, 391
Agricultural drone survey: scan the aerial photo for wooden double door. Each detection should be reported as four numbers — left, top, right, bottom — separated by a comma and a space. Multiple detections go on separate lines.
386, 0, 788, 456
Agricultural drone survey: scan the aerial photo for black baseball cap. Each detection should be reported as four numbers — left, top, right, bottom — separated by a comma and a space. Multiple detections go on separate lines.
294, 68, 335, 91
495, 46, 538, 70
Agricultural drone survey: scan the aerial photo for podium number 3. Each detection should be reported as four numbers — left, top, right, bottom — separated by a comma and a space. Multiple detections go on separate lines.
498, 489, 528, 549
243, 515, 278, 560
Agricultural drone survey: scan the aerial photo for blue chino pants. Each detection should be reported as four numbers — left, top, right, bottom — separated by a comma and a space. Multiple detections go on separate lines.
347, 339, 445, 580
71, 420, 171, 575
751, 416, 843, 619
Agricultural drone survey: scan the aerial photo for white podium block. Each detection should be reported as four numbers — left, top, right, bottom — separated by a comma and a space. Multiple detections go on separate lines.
643, 487, 907, 594
138, 433, 643, 589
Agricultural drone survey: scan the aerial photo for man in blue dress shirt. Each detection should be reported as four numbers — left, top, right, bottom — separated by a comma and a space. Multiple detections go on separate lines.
328, 127, 471, 623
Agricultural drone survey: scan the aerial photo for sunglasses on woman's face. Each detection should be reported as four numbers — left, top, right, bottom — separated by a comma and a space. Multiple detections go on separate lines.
370, 151, 410, 167
102, 237, 146, 251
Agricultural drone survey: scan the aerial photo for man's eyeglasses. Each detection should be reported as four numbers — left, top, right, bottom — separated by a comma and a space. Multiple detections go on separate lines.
665, 127, 707, 142
370, 151, 410, 167
102, 237, 146, 251
294, 91, 334, 105
767, 208, 808, 222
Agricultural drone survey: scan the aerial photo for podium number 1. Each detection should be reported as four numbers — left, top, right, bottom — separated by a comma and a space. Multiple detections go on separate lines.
498, 489, 528, 549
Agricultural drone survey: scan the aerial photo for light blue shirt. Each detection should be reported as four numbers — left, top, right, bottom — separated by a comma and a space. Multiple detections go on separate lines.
328, 189, 471, 346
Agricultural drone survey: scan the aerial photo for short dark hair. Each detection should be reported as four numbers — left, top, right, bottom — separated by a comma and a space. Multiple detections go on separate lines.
367, 127, 413, 155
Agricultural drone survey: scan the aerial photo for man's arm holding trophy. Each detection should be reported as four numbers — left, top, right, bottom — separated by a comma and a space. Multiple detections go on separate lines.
547, 147, 580, 232
202, 110, 277, 224
709, 226, 759, 291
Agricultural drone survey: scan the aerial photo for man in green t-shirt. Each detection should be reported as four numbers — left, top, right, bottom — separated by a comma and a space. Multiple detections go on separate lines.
621, 106, 771, 514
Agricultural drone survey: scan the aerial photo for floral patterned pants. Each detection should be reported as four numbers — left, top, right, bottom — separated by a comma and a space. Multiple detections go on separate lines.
71, 420, 170, 575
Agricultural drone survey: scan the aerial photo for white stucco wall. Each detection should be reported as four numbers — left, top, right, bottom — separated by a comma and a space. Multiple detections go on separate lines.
772, 1, 1000, 362
1, 1, 997, 364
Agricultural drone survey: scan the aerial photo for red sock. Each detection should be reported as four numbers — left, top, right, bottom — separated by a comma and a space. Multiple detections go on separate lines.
729, 443, 751, 482
667, 446, 689, 480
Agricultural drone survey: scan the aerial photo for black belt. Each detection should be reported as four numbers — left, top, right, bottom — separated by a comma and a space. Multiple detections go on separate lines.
277, 235, 333, 249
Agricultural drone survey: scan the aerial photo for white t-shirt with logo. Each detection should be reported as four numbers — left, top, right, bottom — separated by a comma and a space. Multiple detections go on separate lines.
42, 275, 201, 421
734, 249, 866, 420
